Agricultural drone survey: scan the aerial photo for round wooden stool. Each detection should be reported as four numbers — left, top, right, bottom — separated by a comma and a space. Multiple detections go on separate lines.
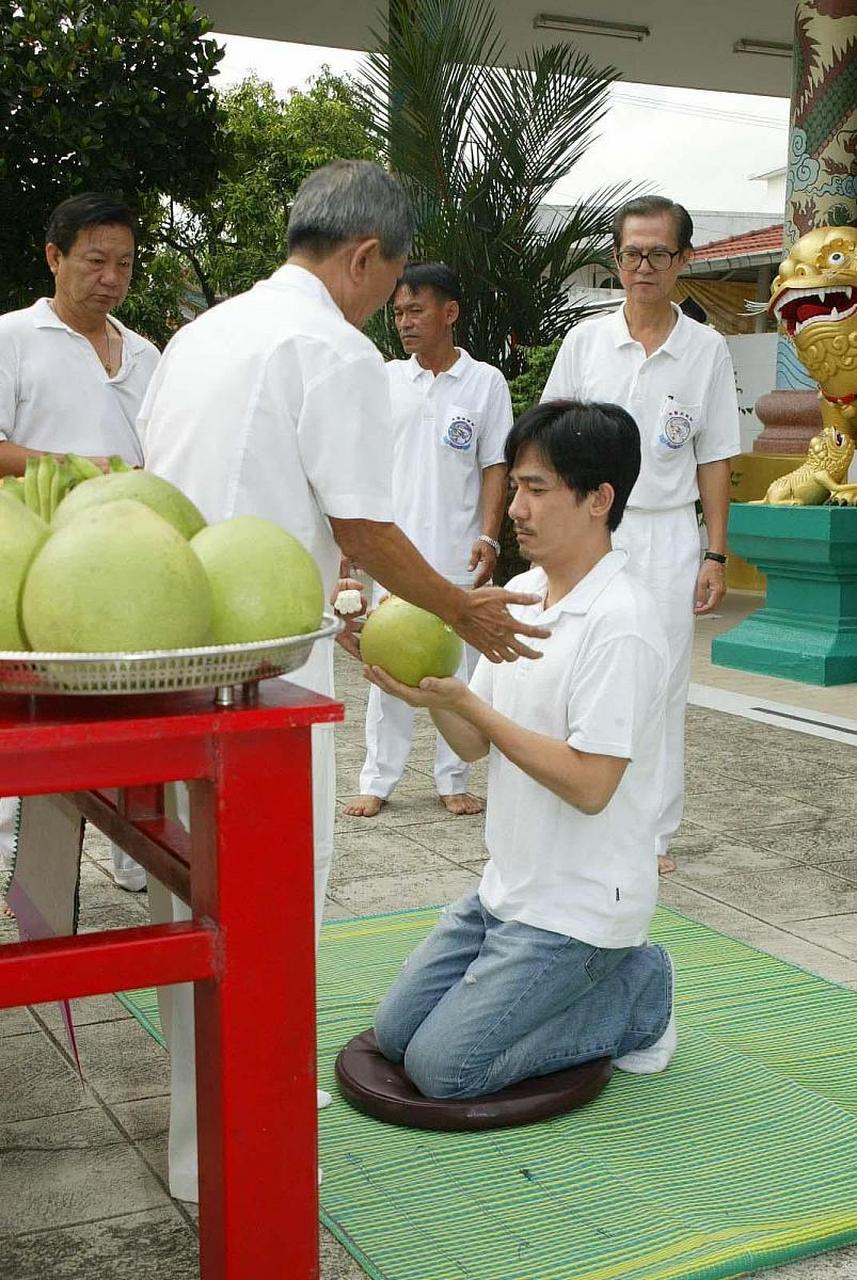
335, 1029, 613, 1132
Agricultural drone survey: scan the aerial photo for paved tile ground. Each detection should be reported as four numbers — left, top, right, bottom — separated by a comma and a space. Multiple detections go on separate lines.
2, 629, 857, 1278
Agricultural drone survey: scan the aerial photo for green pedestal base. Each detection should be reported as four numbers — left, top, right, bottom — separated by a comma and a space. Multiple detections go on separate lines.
712, 504, 857, 687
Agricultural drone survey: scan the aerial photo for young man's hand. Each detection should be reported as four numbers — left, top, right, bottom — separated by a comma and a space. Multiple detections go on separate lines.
363, 665, 469, 711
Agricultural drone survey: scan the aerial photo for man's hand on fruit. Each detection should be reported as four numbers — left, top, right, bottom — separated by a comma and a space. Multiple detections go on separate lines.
364, 665, 468, 711
332, 576, 367, 659
453, 586, 549, 662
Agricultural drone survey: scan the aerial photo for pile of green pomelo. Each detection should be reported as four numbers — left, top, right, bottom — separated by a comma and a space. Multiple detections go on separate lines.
0, 456, 462, 685
0, 456, 324, 653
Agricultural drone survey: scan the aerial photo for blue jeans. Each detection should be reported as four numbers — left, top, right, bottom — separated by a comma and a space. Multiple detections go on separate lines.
374, 893, 673, 1099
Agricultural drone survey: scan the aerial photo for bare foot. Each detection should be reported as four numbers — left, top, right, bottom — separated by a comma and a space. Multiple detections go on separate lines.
0, 893, 13, 919
440, 793, 484, 816
658, 854, 677, 877
343, 795, 385, 818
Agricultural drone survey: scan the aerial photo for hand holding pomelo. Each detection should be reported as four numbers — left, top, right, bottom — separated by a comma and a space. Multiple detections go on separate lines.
191, 516, 324, 643
359, 597, 462, 686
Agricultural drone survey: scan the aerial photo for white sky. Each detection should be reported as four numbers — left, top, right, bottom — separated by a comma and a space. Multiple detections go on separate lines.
212, 34, 790, 215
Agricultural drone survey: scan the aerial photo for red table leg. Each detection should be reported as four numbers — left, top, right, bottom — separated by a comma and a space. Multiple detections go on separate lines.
192, 724, 319, 1279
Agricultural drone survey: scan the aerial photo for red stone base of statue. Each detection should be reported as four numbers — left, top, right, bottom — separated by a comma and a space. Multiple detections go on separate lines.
752, 390, 822, 456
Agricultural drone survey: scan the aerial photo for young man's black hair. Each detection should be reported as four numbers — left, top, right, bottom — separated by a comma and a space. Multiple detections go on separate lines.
45, 193, 138, 253
397, 261, 462, 304
505, 399, 641, 533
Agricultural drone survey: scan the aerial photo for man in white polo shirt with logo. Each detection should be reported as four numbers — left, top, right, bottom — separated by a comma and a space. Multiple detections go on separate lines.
366, 400, 675, 1095
0, 192, 158, 900
346, 263, 513, 820
542, 196, 740, 876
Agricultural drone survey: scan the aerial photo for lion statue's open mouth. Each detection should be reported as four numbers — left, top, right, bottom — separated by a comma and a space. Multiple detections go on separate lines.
773, 285, 857, 338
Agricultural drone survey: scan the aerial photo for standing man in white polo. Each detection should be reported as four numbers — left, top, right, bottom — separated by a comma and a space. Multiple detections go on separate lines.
346, 263, 513, 819
139, 162, 547, 1202
0, 192, 159, 899
541, 196, 740, 877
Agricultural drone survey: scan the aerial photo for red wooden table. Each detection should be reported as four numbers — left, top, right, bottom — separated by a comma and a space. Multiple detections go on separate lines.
0, 680, 343, 1279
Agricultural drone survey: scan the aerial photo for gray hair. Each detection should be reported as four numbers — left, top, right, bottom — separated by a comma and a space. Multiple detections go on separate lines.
612, 196, 694, 253
287, 160, 414, 261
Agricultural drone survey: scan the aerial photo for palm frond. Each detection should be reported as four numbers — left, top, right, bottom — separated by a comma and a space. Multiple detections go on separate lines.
358, 0, 640, 374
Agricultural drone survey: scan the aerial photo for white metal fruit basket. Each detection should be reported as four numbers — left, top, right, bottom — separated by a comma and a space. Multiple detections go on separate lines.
0, 614, 342, 702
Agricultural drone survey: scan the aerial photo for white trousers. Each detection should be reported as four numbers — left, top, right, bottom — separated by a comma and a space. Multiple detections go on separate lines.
0, 794, 142, 887
0, 795, 17, 870
359, 640, 479, 799
613, 505, 702, 857
150, 640, 336, 1202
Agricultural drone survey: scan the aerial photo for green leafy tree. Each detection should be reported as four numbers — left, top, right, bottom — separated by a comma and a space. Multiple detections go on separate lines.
507, 340, 562, 417
0, 0, 223, 310
358, 0, 633, 375
147, 70, 380, 313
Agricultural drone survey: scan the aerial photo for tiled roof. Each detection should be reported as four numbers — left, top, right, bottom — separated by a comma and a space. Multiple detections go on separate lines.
691, 223, 784, 262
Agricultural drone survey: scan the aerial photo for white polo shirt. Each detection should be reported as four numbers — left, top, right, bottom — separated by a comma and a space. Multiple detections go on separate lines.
470, 551, 669, 948
387, 349, 512, 583
0, 298, 158, 465
139, 264, 394, 608
541, 305, 740, 510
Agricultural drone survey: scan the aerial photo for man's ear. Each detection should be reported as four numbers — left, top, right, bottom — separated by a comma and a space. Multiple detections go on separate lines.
45, 242, 61, 277
349, 237, 382, 281
590, 482, 615, 522
445, 299, 460, 327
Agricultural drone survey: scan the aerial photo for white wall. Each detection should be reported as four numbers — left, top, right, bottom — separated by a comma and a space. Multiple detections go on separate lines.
725, 332, 779, 452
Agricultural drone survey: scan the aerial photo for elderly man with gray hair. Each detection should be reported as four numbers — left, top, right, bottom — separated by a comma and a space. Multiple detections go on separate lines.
139, 159, 546, 1202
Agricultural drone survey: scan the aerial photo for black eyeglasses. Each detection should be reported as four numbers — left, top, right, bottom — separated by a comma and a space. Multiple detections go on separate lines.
616, 248, 682, 271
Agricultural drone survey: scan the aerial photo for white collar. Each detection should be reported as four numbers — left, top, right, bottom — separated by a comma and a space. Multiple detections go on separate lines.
263, 263, 345, 321
33, 297, 149, 353
529, 549, 629, 620
402, 347, 469, 381
609, 303, 690, 360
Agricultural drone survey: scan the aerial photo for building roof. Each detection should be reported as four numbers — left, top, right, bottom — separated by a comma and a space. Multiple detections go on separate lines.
691, 223, 784, 262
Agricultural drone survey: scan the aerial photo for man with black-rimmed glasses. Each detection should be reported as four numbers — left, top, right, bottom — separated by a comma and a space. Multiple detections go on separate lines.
542, 196, 740, 877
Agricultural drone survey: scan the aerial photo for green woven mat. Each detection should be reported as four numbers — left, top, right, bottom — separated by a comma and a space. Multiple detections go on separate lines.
121, 905, 857, 1280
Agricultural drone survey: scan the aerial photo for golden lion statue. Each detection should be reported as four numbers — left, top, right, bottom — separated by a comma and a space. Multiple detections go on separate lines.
754, 225, 857, 506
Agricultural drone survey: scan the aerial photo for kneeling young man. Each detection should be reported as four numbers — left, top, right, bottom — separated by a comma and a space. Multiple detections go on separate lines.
366, 400, 676, 1099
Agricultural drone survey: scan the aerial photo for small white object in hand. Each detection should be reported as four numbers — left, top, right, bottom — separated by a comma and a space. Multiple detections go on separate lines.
334, 588, 363, 616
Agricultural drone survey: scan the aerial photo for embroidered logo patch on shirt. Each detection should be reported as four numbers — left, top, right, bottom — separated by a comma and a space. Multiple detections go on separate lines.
443, 416, 475, 450
658, 407, 693, 450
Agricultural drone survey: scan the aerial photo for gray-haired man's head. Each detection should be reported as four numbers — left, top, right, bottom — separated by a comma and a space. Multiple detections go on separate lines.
287, 160, 414, 261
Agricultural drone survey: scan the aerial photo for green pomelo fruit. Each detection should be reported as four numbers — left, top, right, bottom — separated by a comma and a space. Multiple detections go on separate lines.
191, 516, 324, 643
0, 493, 49, 649
53, 469, 206, 540
22, 500, 213, 652
360, 597, 462, 686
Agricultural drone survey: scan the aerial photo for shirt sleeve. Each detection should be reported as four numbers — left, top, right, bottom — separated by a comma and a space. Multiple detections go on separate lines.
567, 634, 666, 759
0, 330, 19, 443
694, 349, 741, 465
540, 332, 578, 403
297, 352, 394, 522
477, 370, 513, 467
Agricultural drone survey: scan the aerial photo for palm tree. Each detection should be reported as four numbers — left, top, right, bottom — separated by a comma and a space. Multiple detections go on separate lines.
358, 0, 633, 376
